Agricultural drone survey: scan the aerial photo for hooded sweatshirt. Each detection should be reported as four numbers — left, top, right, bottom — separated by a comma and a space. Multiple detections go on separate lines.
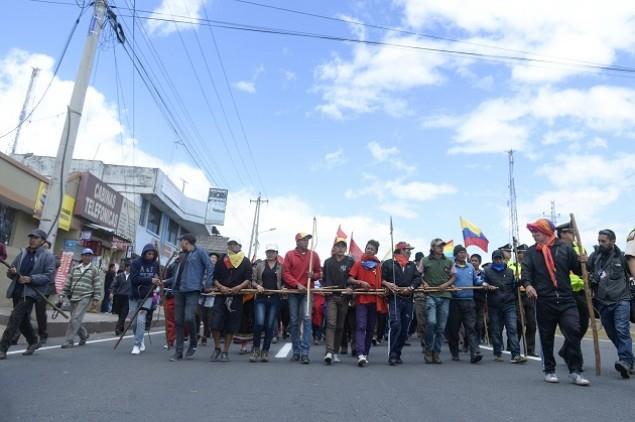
130, 243, 160, 299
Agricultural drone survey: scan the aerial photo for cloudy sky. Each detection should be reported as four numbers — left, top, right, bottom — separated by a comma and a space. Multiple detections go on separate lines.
2, 0, 635, 260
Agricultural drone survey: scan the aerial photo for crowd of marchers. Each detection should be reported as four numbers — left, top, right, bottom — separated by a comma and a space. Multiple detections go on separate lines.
2, 218, 634, 387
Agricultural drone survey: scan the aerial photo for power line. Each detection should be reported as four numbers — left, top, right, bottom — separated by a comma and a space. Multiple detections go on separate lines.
0, 5, 88, 141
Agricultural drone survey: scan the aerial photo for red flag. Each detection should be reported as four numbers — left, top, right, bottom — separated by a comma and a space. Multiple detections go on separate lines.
349, 234, 363, 261
334, 224, 348, 245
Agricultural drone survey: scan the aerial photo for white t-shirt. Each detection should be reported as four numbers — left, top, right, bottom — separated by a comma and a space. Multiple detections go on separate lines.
626, 228, 635, 258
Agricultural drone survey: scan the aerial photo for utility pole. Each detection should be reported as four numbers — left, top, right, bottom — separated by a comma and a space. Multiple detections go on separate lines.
543, 200, 560, 224
10, 67, 40, 155
38, 0, 107, 247
507, 150, 520, 246
247, 193, 268, 261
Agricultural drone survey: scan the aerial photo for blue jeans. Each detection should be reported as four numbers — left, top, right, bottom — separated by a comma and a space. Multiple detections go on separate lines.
490, 302, 520, 357
174, 291, 199, 354
254, 296, 280, 352
424, 296, 450, 354
288, 294, 312, 356
128, 297, 152, 347
388, 296, 413, 358
600, 300, 634, 366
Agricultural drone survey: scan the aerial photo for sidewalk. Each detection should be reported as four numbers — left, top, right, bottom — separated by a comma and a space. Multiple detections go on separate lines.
0, 305, 165, 338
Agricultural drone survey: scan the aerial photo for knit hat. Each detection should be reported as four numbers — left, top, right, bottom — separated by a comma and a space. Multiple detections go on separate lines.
527, 218, 556, 236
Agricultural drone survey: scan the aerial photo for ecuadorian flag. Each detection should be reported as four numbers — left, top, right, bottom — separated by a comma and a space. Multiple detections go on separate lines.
460, 217, 489, 252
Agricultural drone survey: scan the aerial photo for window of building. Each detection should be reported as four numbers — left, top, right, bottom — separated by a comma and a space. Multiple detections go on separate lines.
139, 198, 148, 226
167, 219, 179, 245
0, 205, 15, 245
147, 205, 161, 235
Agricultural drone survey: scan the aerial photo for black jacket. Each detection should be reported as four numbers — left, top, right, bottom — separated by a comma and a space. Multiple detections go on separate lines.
322, 256, 355, 288
111, 272, 131, 296
521, 240, 581, 303
214, 255, 252, 288
588, 246, 630, 306
482, 265, 517, 308
381, 259, 422, 289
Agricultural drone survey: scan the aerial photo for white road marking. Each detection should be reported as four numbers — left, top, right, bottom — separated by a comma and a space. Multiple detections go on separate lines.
6, 330, 166, 355
275, 342, 292, 359
479, 345, 541, 361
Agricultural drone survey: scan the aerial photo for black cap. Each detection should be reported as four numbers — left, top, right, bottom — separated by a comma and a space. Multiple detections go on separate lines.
492, 250, 504, 260
453, 244, 467, 255
28, 229, 47, 241
498, 243, 512, 252
556, 222, 573, 237
517, 244, 529, 252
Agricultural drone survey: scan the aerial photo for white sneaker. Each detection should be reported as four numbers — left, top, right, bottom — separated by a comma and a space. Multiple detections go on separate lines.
333, 353, 341, 363
544, 373, 559, 383
568, 372, 590, 386
357, 355, 368, 367
324, 352, 333, 365
140, 342, 146, 352
131, 345, 141, 355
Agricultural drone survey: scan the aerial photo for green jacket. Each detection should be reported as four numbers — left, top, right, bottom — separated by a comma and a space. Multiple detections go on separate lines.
62, 263, 102, 302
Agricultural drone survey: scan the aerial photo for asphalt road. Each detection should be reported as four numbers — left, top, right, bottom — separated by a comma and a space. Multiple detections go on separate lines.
1, 332, 634, 422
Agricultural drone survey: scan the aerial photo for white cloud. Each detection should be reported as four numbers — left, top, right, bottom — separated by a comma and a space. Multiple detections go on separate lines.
386, 181, 457, 201
312, 148, 347, 170
366, 141, 415, 173
397, 0, 635, 83
0, 49, 213, 201
283, 70, 297, 81
233, 81, 256, 94
146, 0, 209, 36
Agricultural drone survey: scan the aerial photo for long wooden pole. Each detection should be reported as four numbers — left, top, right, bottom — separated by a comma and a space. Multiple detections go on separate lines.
569, 213, 601, 376
305, 217, 317, 318
512, 237, 528, 359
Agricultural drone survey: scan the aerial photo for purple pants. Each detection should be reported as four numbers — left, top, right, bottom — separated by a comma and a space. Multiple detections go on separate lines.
356, 303, 377, 356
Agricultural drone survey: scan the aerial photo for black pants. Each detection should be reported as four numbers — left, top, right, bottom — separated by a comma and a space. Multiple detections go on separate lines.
474, 299, 486, 344
536, 298, 583, 373
447, 299, 479, 358
174, 291, 199, 353
573, 291, 589, 337
34, 295, 49, 340
518, 295, 537, 354
196, 305, 213, 339
1, 296, 38, 351
114, 295, 129, 335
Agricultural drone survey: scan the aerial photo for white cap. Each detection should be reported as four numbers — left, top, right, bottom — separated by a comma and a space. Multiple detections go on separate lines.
227, 239, 242, 247
264, 243, 279, 252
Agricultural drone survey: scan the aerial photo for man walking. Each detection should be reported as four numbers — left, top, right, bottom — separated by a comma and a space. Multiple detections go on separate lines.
422, 239, 455, 364
522, 218, 589, 386
283, 233, 321, 364
129, 244, 161, 356
60, 248, 101, 348
165, 233, 214, 361
322, 239, 354, 365
111, 262, 131, 336
382, 241, 421, 366
446, 245, 483, 363
588, 229, 634, 378
0, 229, 55, 359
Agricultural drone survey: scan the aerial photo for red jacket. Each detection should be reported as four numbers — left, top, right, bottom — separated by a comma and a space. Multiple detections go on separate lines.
282, 248, 321, 289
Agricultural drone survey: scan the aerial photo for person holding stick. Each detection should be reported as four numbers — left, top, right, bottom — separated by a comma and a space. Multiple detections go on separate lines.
128, 244, 161, 356
522, 218, 589, 386
509, 244, 537, 356
588, 229, 634, 379
282, 232, 321, 364
0, 229, 55, 360
382, 241, 420, 366
60, 248, 101, 349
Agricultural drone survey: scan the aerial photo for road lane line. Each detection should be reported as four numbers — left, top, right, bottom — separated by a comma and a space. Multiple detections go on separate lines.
6, 330, 166, 355
275, 342, 292, 358
478, 345, 541, 361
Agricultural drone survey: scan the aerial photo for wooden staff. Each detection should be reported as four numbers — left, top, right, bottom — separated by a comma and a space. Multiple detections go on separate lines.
305, 217, 318, 318
200, 286, 495, 296
512, 237, 528, 359
570, 213, 601, 376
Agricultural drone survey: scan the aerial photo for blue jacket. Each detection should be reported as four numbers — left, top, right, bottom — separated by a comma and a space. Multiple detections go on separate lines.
130, 243, 160, 299
165, 246, 214, 293
6, 246, 55, 300
452, 262, 481, 299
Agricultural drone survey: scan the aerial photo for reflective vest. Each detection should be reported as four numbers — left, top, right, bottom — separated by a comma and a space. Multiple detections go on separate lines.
570, 244, 585, 292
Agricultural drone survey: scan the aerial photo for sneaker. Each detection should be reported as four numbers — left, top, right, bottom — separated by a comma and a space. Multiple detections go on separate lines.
357, 355, 368, 367
272, 337, 278, 345
291, 354, 300, 362
210, 348, 221, 362
615, 361, 631, 379
139, 341, 145, 353
301, 355, 310, 364
470, 354, 483, 364
544, 373, 559, 383
250, 350, 261, 363
22, 343, 37, 356
432, 353, 442, 364
185, 344, 197, 359
260, 350, 269, 362
568, 372, 590, 386
511, 355, 527, 364
494, 356, 504, 362
61, 342, 74, 349
220, 352, 229, 362
333, 353, 341, 363
424, 352, 433, 364
131, 345, 141, 355
170, 352, 183, 362
324, 352, 333, 365
79, 334, 89, 346
388, 356, 397, 366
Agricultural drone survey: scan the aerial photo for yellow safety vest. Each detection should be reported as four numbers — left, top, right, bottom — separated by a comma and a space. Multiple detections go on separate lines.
570, 244, 585, 292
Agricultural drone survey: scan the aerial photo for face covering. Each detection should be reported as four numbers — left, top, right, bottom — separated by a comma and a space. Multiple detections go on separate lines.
492, 262, 506, 272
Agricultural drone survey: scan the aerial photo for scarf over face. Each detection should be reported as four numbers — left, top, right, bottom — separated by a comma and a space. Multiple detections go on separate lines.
394, 254, 409, 268
225, 249, 245, 269
527, 218, 558, 288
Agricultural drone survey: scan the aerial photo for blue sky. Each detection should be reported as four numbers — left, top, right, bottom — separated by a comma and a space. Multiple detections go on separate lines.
2, 0, 635, 259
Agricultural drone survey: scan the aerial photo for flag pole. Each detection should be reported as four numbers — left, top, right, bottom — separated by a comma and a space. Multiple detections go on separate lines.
305, 217, 318, 318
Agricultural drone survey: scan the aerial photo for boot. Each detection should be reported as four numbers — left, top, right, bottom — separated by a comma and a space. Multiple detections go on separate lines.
249, 349, 261, 363
260, 350, 269, 362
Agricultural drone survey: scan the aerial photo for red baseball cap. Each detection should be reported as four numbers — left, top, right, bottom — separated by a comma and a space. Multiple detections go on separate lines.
295, 232, 312, 241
